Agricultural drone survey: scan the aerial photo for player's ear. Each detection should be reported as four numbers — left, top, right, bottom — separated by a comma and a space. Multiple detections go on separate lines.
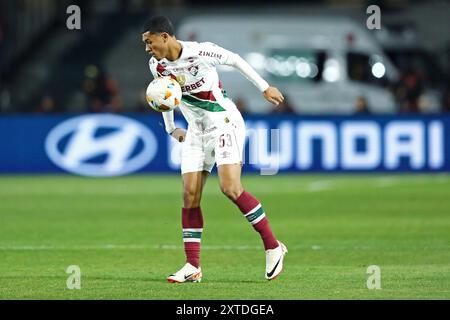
161, 32, 170, 43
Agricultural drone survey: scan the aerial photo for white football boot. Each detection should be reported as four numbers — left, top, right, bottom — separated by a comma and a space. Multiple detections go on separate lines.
167, 263, 202, 283
265, 241, 288, 280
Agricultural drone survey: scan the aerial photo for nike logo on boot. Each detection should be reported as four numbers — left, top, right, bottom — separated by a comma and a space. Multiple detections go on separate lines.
184, 273, 195, 280
266, 257, 282, 278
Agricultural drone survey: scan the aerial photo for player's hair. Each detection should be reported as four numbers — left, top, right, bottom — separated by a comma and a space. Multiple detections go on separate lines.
141, 16, 174, 36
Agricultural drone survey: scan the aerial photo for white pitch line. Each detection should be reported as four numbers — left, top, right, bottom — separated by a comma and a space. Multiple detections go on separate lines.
0, 244, 327, 251
3, 244, 430, 251
306, 180, 333, 192
0, 244, 263, 251
374, 177, 400, 188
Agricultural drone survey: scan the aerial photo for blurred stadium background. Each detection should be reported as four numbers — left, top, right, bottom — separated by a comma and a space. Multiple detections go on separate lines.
1, 0, 449, 114
0, 0, 449, 299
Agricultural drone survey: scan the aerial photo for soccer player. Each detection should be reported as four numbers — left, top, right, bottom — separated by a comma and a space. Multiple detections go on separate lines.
142, 16, 287, 282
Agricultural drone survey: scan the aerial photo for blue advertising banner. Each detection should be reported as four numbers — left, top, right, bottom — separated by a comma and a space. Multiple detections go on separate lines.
0, 113, 449, 175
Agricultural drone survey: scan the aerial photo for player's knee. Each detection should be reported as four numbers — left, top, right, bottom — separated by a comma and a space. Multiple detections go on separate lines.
220, 184, 243, 201
183, 187, 201, 208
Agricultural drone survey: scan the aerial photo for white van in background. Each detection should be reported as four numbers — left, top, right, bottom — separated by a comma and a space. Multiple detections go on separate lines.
177, 15, 399, 114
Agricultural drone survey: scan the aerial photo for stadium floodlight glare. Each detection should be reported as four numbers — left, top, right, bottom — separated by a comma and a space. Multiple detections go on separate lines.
246, 52, 266, 71
372, 62, 386, 78
323, 59, 340, 82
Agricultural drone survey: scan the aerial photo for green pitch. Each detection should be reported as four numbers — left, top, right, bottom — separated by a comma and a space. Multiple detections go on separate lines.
0, 174, 449, 299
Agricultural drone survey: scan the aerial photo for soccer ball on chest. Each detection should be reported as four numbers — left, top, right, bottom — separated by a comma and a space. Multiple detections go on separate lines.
146, 76, 182, 112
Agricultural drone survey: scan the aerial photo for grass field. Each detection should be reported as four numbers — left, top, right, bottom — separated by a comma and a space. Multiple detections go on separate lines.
0, 174, 449, 299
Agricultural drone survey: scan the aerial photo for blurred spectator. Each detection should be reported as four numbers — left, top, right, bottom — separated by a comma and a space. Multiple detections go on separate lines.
34, 95, 57, 113
0, 12, 7, 62
442, 87, 450, 113
395, 67, 424, 113
354, 96, 371, 114
272, 94, 295, 113
82, 64, 123, 113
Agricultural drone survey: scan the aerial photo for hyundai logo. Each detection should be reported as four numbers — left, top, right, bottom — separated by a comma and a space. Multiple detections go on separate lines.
45, 114, 157, 177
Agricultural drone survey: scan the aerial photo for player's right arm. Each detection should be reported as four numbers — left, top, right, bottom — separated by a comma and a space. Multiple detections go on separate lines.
149, 58, 186, 142
163, 105, 186, 142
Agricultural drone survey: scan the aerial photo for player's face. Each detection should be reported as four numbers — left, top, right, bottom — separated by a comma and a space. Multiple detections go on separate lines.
142, 32, 168, 60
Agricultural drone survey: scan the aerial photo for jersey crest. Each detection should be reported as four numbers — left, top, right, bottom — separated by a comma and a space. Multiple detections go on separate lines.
176, 75, 187, 85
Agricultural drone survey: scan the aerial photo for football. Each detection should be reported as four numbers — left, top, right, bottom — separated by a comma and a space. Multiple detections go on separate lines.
146, 76, 182, 112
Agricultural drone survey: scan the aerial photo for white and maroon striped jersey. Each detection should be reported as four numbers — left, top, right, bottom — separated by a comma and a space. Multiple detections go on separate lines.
148, 40, 269, 134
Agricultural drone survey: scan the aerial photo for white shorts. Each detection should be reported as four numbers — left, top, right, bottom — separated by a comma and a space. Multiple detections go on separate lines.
181, 118, 246, 174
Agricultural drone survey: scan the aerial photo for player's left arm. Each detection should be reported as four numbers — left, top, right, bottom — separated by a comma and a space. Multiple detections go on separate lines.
201, 42, 284, 106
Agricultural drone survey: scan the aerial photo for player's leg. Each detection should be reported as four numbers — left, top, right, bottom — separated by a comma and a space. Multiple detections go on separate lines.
168, 170, 209, 283
168, 130, 209, 283
217, 163, 278, 251
181, 170, 209, 267
215, 120, 279, 250
183, 170, 209, 208
215, 118, 287, 280
217, 164, 287, 280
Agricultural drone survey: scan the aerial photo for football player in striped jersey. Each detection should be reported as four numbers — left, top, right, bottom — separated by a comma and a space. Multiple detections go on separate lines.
142, 16, 287, 283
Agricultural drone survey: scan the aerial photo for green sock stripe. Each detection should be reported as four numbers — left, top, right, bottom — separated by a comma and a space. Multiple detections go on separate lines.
246, 207, 265, 223
183, 231, 202, 239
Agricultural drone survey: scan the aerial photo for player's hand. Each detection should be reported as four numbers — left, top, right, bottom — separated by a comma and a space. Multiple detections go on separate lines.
170, 128, 186, 142
263, 86, 284, 106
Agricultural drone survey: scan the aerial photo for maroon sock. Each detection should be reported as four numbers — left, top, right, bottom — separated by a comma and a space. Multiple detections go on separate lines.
233, 191, 279, 250
182, 207, 203, 268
